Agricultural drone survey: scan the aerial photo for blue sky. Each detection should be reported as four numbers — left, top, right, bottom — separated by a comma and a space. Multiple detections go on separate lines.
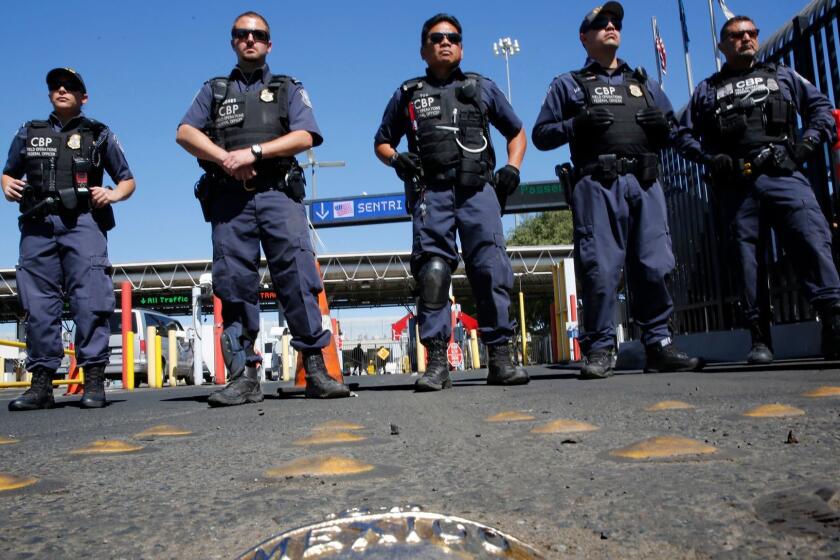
0, 0, 806, 269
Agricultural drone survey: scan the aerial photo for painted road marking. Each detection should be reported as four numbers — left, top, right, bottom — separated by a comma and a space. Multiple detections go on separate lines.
265, 455, 375, 478
0, 473, 37, 492
294, 431, 366, 446
134, 425, 193, 438
743, 404, 806, 417
313, 420, 365, 431
485, 411, 536, 422
610, 436, 718, 459
70, 440, 144, 455
530, 419, 599, 434
801, 386, 840, 398
645, 400, 695, 411
0, 436, 19, 445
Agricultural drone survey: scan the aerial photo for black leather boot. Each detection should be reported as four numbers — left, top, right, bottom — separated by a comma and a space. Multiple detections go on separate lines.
580, 348, 615, 380
304, 351, 351, 399
80, 365, 107, 409
644, 339, 704, 373
8, 368, 55, 411
486, 344, 529, 385
207, 365, 264, 407
819, 302, 840, 359
746, 322, 774, 365
415, 338, 451, 392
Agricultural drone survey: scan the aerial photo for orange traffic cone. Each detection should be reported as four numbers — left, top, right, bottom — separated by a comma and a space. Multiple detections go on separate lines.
64, 344, 84, 396
294, 261, 345, 387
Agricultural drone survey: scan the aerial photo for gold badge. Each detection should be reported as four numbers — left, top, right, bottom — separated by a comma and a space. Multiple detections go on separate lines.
260, 88, 275, 102
67, 134, 81, 149
629, 85, 643, 97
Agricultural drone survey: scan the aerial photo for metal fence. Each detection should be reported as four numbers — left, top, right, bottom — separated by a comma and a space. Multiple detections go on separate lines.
657, 0, 840, 336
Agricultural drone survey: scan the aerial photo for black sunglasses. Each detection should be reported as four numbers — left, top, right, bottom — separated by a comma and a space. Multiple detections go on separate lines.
231, 28, 270, 42
428, 31, 462, 45
590, 16, 622, 32
728, 28, 759, 40
48, 80, 83, 92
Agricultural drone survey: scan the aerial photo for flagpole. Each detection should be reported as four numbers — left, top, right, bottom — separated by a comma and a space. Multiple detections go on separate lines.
678, 0, 695, 96
651, 16, 663, 87
707, 0, 722, 71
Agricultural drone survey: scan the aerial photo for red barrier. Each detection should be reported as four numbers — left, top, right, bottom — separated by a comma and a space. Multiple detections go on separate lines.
121, 281, 132, 389
213, 296, 225, 385
63, 343, 83, 396
832, 110, 840, 189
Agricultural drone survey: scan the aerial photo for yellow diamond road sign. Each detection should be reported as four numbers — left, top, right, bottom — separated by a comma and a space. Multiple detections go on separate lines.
377, 347, 390, 361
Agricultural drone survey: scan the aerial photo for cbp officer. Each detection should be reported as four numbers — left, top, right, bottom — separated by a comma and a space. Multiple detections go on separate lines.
2, 68, 136, 410
374, 13, 529, 391
532, 2, 703, 379
677, 15, 840, 364
176, 11, 349, 406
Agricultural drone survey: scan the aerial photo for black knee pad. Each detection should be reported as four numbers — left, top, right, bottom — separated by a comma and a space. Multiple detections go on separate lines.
418, 257, 451, 311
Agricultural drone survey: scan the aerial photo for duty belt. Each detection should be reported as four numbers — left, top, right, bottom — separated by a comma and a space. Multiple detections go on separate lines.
575, 153, 659, 183
735, 144, 796, 178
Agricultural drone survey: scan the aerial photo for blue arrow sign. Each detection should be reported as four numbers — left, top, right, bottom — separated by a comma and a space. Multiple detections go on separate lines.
308, 193, 409, 228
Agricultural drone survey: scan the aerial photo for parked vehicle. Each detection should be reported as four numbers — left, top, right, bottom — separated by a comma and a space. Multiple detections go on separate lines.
106, 309, 199, 386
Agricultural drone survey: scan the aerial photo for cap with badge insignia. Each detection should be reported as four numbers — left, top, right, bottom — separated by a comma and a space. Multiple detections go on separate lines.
46, 67, 87, 94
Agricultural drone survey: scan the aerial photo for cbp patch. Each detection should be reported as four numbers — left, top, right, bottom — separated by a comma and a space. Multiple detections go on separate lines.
411, 93, 441, 120
260, 88, 275, 102
215, 97, 244, 128
67, 133, 81, 150
299, 89, 313, 108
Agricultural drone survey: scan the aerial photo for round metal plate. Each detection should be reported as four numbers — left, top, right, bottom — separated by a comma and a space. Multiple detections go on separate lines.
238, 509, 545, 559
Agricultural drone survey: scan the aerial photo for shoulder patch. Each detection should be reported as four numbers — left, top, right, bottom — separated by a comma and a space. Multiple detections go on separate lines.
299, 89, 313, 108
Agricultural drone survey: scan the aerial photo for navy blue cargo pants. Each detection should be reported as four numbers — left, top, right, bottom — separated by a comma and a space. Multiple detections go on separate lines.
16, 212, 115, 372
210, 188, 329, 364
572, 174, 675, 354
718, 171, 840, 324
411, 182, 515, 345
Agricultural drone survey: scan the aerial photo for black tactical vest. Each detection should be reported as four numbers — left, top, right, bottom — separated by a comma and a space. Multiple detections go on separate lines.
569, 68, 656, 166
703, 64, 796, 158
202, 74, 297, 177
401, 72, 495, 186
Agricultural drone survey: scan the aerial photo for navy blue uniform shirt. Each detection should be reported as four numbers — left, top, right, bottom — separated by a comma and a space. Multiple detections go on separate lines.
532, 58, 675, 152
374, 67, 522, 147
179, 64, 323, 147
3, 112, 133, 182
676, 63, 837, 162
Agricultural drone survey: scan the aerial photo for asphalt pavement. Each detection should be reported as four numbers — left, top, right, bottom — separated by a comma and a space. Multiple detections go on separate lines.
1, 362, 839, 559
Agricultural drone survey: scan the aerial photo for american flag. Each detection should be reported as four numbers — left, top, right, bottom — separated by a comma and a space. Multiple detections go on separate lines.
333, 200, 355, 218
654, 20, 667, 75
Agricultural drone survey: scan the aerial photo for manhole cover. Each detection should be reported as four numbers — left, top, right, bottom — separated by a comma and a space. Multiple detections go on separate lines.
238, 508, 545, 559
754, 486, 840, 539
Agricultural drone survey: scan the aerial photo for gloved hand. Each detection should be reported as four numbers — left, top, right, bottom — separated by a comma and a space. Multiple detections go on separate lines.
572, 107, 614, 135
494, 165, 520, 195
390, 152, 421, 181
790, 136, 820, 164
702, 153, 734, 176
635, 107, 670, 138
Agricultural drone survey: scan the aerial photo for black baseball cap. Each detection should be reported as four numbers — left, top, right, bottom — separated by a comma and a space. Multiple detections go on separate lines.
579, 2, 624, 33
46, 67, 87, 93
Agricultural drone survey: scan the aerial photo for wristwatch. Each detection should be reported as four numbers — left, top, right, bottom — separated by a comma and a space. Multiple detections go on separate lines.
250, 144, 263, 161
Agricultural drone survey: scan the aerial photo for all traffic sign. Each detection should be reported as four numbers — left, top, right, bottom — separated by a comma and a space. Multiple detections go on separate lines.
447, 343, 463, 369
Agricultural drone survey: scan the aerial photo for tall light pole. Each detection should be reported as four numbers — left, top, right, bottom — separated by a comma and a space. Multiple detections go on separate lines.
300, 149, 345, 200
492, 37, 520, 103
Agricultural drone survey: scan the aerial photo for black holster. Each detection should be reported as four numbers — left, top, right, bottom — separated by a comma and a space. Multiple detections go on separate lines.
555, 163, 574, 208
194, 174, 214, 222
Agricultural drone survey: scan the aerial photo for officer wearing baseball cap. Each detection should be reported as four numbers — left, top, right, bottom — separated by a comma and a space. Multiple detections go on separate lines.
2, 67, 136, 410
533, 2, 704, 379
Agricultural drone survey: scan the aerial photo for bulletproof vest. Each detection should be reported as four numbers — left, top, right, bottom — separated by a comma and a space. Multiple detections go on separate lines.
202, 74, 296, 175
569, 68, 655, 166
704, 64, 796, 157
24, 118, 105, 209
401, 72, 495, 185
